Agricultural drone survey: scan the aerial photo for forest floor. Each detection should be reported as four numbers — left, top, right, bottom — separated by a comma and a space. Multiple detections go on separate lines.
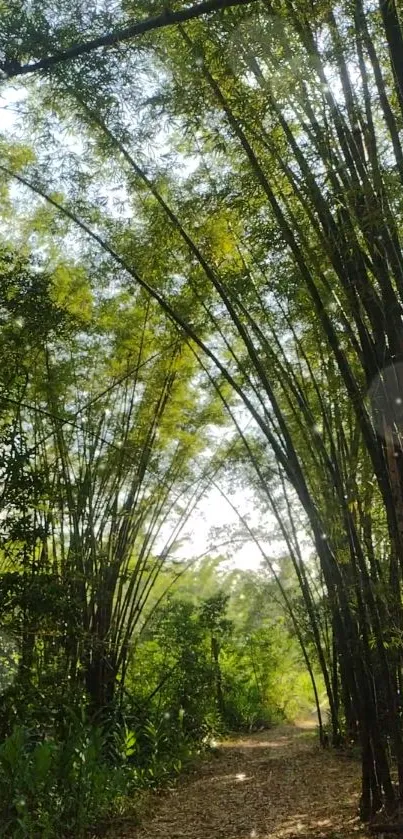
106, 720, 370, 839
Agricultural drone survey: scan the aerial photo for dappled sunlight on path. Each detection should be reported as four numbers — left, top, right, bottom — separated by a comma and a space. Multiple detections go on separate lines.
108, 723, 369, 839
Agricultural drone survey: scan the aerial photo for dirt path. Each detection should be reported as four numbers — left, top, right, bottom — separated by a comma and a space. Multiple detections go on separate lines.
110, 724, 369, 839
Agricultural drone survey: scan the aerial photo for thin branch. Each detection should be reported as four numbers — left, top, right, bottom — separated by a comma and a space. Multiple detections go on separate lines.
0, 0, 259, 78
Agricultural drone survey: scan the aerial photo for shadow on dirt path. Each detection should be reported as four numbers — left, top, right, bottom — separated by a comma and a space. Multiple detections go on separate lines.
108, 723, 369, 839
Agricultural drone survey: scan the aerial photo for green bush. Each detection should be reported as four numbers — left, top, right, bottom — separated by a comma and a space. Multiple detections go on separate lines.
0, 715, 132, 838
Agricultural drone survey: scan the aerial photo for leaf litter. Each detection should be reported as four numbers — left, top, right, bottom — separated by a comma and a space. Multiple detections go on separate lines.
107, 723, 370, 839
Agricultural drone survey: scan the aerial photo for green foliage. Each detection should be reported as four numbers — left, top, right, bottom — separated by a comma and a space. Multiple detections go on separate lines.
130, 595, 224, 743
3, 0, 403, 821
128, 564, 320, 743
0, 717, 131, 838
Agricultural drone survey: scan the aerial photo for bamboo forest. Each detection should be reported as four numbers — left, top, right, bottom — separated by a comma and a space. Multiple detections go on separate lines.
1, 0, 403, 836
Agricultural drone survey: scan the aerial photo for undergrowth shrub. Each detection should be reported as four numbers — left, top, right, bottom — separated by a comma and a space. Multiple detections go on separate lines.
0, 702, 215, 837
0, 712, 132, 838
124, 703, 223, 787
0, 586, 322, 836
222, 680, 281, 731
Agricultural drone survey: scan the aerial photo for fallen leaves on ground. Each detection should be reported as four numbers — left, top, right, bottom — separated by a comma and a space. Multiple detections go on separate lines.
107, 723, 370, 839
